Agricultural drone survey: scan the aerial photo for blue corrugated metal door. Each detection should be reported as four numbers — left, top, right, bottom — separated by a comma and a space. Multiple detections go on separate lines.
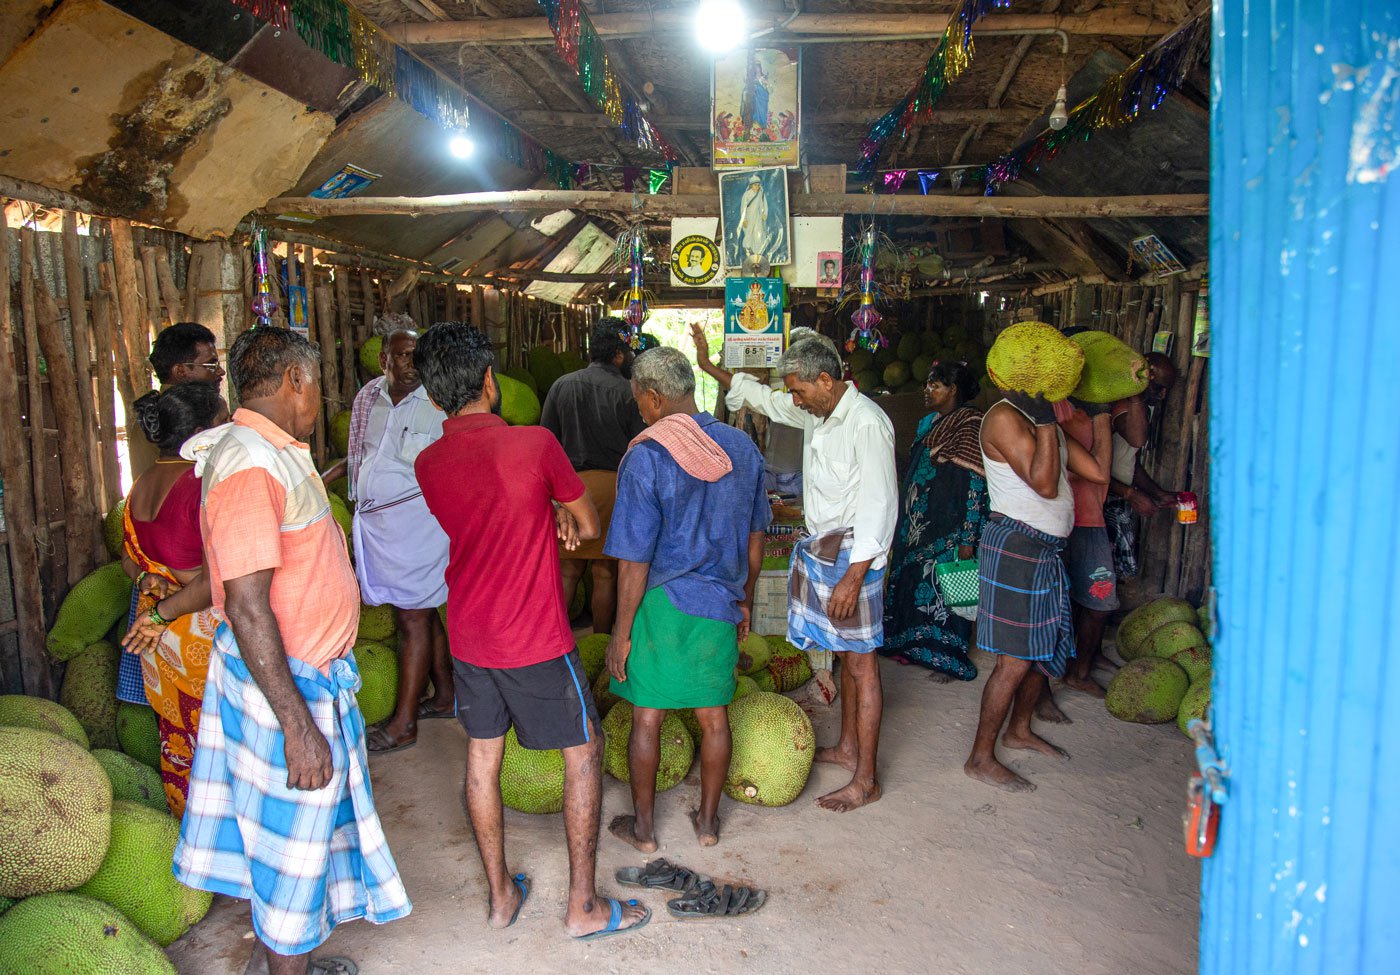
1206, 1, 1400, 972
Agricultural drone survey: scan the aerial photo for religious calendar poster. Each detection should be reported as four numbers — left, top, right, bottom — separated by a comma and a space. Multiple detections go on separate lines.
711, 47, 800, 169
723, 277, 786, 368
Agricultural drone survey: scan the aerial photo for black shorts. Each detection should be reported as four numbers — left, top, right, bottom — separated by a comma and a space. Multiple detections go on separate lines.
452, 649, 599, 750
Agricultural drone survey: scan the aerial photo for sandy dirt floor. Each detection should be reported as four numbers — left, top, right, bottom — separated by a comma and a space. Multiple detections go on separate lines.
169, 650, 1200, 975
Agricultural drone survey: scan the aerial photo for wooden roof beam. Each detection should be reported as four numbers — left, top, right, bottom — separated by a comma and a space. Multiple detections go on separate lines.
263, 189, 1208, 219
513, 107, 1040, 130
386, 11, 1175, 46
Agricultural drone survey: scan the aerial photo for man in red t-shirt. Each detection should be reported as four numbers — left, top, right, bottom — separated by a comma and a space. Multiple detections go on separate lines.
412, 323, 650, 942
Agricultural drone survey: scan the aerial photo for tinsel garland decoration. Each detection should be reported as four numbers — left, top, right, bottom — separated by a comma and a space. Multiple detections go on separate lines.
248, 224, 278, 326
613, 224, 654, 332
224, 0, 582, 183
844, 225, 887, 352
855, 0, 1012, 176
537, 0, 679, 159
980, 10, 1210, 192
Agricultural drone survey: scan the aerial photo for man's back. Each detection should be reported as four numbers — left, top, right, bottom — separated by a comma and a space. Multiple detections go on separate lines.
541, 362, 645, 471
415, 414, 585, 669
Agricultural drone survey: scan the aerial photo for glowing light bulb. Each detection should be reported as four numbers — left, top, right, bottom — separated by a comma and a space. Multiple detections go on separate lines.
449, 133, 474, 159
1048, 84, 1069, 131
695, 0, 745, 53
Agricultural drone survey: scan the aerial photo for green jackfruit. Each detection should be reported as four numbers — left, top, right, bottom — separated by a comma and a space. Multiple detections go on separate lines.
1145, 620, 1207, 660
1115, 598, 1198, 661
358, 603, 396, 643
1105, 657, 1190, 724
920, 332, 943, 356
558, 351, 587, 374
1068, 330, 1149, 403
498, 372, 542, 426
353, 640, 398, 726
0, 695, 89, 749
90, 749, 166, 813
60, 642, 121, 750
503, 366, 538, 394
896, 333, 921, 363
76, 801, 211, 946
327, 476, 350, 502
329, 410, 351, 456
528, 345, 565, 395
0, 727, 112, 897
104, 500, 126, 560
1177, 677, 1211, 737
115, 703, 160, 770
911, 354, 935, 384
500, 727, 565, 814
0, 893, 175, 974
737, 633, 773, 676
985, 321, 1084, 402
882, 361, 911, 389
46, 563, 134, 662
874, 345, 896, 370
677, 676, 760, 745
853, 370, 881, 391
724, 691, 815, 806
577, 633, 610, 684
602, 703, 693, 792
847, 348, 875, 374
1171, 645, 1214, 684
358, 335, 384, 377
592, 668, 621, 719
328, 493, 354, 552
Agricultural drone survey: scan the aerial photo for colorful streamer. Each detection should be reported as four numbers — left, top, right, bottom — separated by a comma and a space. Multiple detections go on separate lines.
537, 0, 679, 160
979, 11, 1210, 193
855, 0, 1013, 175
223, 0, 579, 185
614, 225, 652, 332
845, 226, 886, 352
249, 224, 278, 326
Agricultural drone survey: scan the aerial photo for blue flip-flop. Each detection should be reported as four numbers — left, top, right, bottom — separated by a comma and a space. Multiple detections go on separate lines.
572, 897, 652, 942
504, 873, 529, 928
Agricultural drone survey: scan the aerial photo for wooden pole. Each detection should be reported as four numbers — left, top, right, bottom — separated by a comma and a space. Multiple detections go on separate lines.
359, 271, 377, 345
514, 106, 1040, 130
18, 229, 48, 557
153, 248, 185, 324
91, 290, 121, 511
35, 285, 96, 585
387, 10, 1174, 45
263, 190, 1211, 220
109, 220, 152, 395
385, 269, 421, 313
140, 246, 164, 328
61, 212, 102, 533
0, 224, 53, 697
333, 269, 355, 410
314, 283, 339, 416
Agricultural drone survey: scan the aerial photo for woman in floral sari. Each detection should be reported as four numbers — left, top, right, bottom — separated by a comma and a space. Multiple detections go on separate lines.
880, 361, 989, 681
120, 383, 228, 816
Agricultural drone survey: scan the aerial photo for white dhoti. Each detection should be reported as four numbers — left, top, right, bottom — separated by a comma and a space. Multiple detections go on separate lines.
352, 493, 449, 609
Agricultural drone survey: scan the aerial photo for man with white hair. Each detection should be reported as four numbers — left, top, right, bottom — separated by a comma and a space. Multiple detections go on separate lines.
693, 327, 896, 813
604, 346, 770, 852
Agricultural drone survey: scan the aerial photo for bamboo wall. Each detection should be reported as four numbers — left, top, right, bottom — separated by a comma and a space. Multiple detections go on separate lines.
0, 203, 596, 697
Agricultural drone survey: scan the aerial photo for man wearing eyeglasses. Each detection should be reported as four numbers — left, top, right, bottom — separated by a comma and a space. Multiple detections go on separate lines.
322, 325, 453, 754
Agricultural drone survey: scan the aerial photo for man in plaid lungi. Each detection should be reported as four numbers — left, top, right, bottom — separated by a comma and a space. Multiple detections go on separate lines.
174, 328, 410, 975
695, 329, 897, 813
966, 390, 1110, 793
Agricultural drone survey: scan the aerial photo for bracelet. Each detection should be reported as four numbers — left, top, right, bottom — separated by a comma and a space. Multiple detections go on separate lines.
148, 603, 172, 627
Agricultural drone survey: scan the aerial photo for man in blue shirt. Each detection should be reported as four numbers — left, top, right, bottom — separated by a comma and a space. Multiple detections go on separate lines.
604, 347, 771, 850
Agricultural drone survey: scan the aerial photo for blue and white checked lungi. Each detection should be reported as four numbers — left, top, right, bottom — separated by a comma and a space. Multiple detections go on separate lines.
976, 514, 1074, 679
173, 625, 411, 956
787, 528, 886, 654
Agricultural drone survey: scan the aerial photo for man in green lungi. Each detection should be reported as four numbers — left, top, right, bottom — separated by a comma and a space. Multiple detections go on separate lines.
604, 347, 771, 849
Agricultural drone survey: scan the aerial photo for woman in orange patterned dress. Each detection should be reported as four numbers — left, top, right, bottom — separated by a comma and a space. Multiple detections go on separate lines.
120, 383, 229, 816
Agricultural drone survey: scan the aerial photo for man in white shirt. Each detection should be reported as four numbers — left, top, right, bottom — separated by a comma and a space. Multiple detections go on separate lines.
692, 326, 897, 813
323, 327, 453, 753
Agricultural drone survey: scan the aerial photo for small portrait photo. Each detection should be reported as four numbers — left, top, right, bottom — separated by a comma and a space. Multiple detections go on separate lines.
817, 251, 842, 287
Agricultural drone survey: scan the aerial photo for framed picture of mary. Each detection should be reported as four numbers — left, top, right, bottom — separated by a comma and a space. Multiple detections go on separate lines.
719, 166, 791, 269
711, 46, 800, 169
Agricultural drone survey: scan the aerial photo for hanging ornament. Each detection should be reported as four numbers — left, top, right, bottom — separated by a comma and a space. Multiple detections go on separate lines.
882, 169, 909, 193
249, 223, 278, 326
917, 170, 939, 194
845, 225, 886, 352
614, 224, 653, 336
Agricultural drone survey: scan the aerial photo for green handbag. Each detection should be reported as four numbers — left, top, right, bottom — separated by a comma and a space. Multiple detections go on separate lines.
934, 558, 980, 609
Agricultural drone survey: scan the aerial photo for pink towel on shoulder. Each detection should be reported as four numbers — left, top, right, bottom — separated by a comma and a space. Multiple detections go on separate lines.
628, 413, 734, 482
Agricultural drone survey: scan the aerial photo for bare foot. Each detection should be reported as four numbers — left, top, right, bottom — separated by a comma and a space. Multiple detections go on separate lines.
816, 779, 881, 812
1034, 694, 1073, 724
926, 671, 954, 685
565, 894, 649, 938
1002, 731, 1070, 761
689, 808, 720, 847
1063, 675, 1107, 698
815, 745, 858, 772
486, 878, 523, 930
963, 757, 1036, 792
608, 814, 658, 854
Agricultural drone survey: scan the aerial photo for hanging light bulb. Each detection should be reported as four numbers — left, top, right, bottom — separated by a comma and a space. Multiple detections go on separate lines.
1048, 84, 1070, 131
449, 132, 475, 159
695, 0, 745, 53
